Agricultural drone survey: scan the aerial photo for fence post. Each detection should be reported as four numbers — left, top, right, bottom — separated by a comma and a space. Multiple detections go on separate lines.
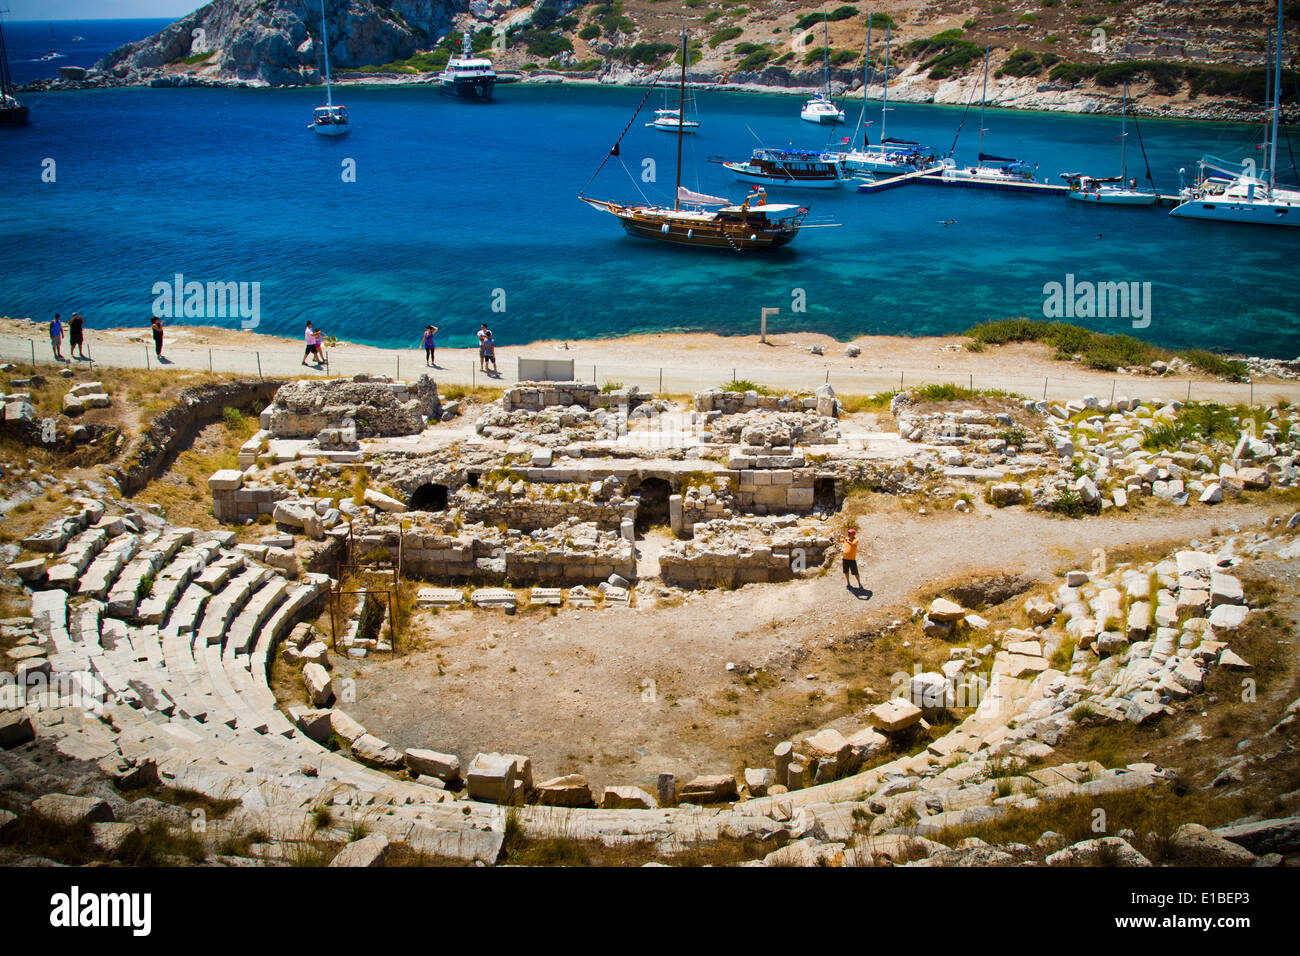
396, 355, 400, 381
29, 340, 35, 371
209, 348, 213, 375
1043, 377, 1048, 401
1110, 379, 1116, 405
256, 352, 262, 380
144, 345, 150, 371
1187, 379, 1191, 402
659, 368, 663, 393
969, 373, 973, 390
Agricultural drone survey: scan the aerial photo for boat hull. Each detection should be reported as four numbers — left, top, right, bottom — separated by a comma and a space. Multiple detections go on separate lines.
1068, 190, 1157, 206
0, 105, 29, 127
800, 111, 844, 125
724, 164, 845, 189
1169, 199, 1300, 226
440, 76, 495, 100
649, 120, 698, 133
619, 217, 796, 248
312, 122, 349, 137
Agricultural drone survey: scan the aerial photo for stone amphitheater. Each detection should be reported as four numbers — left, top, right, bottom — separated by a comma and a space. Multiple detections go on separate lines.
2, 369, 1299, 868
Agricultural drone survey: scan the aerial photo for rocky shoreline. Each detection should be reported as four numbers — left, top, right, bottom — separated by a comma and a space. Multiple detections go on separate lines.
24, 63, 1293, 125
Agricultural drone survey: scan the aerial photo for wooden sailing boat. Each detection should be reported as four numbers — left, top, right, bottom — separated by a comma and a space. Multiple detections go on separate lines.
580, 28, 808, 251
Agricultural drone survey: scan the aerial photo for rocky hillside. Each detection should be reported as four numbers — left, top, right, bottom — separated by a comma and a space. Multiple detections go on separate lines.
49, 0, 1299, 119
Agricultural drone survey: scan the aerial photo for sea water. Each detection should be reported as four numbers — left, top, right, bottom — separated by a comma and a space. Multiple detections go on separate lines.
1, 49, 1297, 355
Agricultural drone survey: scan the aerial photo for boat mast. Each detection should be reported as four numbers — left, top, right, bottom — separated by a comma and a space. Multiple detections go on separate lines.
1269, 0, 1282, 197
978, 46, 989, 159
0, 19, 12, 99
823, 11, 831, 97
1120, 80, 1128, 182
855, 14, 871, 149
881, 24, 891, 144
674, 26, 686, 211
320, 0, 333, 107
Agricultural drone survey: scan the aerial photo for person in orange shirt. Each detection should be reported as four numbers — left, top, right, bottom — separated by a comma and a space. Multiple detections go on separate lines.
839, 527, 863, 590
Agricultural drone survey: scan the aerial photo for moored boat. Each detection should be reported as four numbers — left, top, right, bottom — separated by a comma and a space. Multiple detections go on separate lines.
1170, 0, 1299, 227
0, 18, 28, 127
580, 27, 810, 251
310, 0, 349, 137
438, 30, 496, 100
720, 147, 852, 189
1061, 81, 1157, 206
799, 13, 844, 125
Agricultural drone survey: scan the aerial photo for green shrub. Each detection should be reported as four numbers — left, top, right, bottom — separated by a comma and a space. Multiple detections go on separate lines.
709, 26, 743, 47
579, 24, 601, 40
611, 41, 676, 66
1001, 49, 1041, 77
794, 6, 859, 32
722, 379, 772, 395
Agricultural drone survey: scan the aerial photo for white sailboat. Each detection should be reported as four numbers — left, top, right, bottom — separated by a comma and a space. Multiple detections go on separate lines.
310, 0, 349, 137
840, 20, 939, 175
1170, 0, 1299, 226
1062, 81, 1158, 205
800, 12, 845, 125
938, 46, 1038, 185
647, 84, 699, 133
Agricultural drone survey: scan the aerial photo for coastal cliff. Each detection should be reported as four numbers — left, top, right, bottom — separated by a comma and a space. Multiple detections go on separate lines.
28, 0, 1300, 122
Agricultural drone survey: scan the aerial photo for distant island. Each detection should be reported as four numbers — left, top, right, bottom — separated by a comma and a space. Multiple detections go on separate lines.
23, 0, 1299, 122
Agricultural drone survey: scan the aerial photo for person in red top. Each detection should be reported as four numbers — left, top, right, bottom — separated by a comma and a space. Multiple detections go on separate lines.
839, 527, 863, 590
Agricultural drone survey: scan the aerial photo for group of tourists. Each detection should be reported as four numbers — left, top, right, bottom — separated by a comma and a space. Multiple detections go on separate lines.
301, 322, 328, 366
48, 312, 89, 362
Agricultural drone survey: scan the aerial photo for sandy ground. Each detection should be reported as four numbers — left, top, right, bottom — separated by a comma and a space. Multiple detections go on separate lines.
340, 498, 1292, 793
1, 316, 1293, 406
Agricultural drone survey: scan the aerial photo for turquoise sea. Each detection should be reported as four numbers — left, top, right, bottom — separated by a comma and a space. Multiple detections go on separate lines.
1, 50, 1298, 355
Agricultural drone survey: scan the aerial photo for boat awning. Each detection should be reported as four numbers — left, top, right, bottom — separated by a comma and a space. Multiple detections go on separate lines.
677, 186, 730, 205
979, 152, 1022, 164
720, 203, 801, 213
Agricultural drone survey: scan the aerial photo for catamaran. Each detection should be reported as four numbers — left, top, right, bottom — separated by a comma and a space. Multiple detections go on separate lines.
1061, 82, 1158, 205
839, 19, 939, 175
1170, 0, 1299, 227
38, 25, 62, 62
647, 83, 699, 133
0, 18, 28, 127
438, 30, 496, 100
580, 28, 810, 251
938, 46, 1038, 185
310, 0, 349, 136
800, 13, 844, 125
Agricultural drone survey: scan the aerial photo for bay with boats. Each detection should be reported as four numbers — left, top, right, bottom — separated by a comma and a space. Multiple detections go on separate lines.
1, 11, 1297, 357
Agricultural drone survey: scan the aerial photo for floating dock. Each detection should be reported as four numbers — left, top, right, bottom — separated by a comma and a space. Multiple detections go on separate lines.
857, 166, 1181, 205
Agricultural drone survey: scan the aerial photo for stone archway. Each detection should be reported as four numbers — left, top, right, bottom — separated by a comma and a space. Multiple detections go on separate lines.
634, 477, 673, 533
409, 482, 449, 512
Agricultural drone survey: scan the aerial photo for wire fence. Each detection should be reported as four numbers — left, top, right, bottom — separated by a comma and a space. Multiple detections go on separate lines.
1, 334, 1291, 408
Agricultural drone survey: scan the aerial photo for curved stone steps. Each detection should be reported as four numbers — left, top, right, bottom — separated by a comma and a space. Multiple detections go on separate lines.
78, 533, 141, 600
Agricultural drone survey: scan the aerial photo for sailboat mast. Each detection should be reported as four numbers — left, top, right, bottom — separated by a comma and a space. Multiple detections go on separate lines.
0, 19, 12, 97
1268, 0, 1282, 196
881, 24, 891, 143
1120, 80, 1128, 181
977, 46, 989, 158
674, 27, 686, 211
321, 0, 333, 107
856, 15, 871, 149
823, 11, 830, 94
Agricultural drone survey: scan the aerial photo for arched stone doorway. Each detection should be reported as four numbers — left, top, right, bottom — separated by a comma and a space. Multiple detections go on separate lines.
409, 482, 449, 512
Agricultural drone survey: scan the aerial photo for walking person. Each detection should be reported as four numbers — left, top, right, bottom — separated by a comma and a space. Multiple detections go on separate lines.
313, 326, 327, 367
477, 323, 490, 372
482, 329, 497, 375
839, 527, 863, 590
150, 315, 164, 361
302, 321, 317, 366
50, 313, 65, 361
422, 324, 439, 367
68, 312, 85, 360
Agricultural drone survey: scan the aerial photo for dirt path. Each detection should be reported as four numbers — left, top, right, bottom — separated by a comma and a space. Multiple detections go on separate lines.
341, 499, 1291, 792
2, 317, 1291, 406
